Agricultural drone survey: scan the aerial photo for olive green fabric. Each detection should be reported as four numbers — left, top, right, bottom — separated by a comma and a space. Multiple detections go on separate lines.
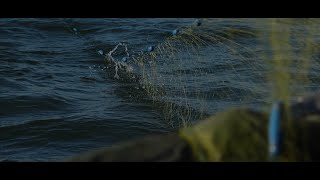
66, 133, 193, 162
180, 108, 320, 162
66, 108, 320, 162
179, 108, 269, 161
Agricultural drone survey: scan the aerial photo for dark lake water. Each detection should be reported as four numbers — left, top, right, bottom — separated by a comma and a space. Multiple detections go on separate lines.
1, 18, 319, 161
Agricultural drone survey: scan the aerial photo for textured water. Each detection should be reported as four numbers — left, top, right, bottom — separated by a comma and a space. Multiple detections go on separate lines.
1, 18, 319, 161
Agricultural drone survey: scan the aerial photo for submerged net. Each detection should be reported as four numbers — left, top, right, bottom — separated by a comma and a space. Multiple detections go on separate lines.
65, 18, 320, 129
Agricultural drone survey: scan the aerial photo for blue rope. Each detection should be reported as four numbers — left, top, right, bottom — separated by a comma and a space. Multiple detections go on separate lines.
268, 101, 283, 160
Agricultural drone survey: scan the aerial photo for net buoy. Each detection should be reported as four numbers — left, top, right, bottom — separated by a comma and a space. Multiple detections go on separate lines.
98, 50, 105, 56
172, 29, 179, 36
195, 19, 201, 26
122, 57, 129, 62
147, 46, 155, 52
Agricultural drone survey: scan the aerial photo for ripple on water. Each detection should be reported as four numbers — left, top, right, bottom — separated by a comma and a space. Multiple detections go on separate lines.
0, 94, 72, 117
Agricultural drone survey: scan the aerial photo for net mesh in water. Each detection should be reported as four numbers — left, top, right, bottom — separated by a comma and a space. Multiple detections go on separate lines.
67, 18, 320, 128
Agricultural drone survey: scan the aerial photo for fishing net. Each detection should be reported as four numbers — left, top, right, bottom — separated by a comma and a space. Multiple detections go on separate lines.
65, 18, 320, 128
